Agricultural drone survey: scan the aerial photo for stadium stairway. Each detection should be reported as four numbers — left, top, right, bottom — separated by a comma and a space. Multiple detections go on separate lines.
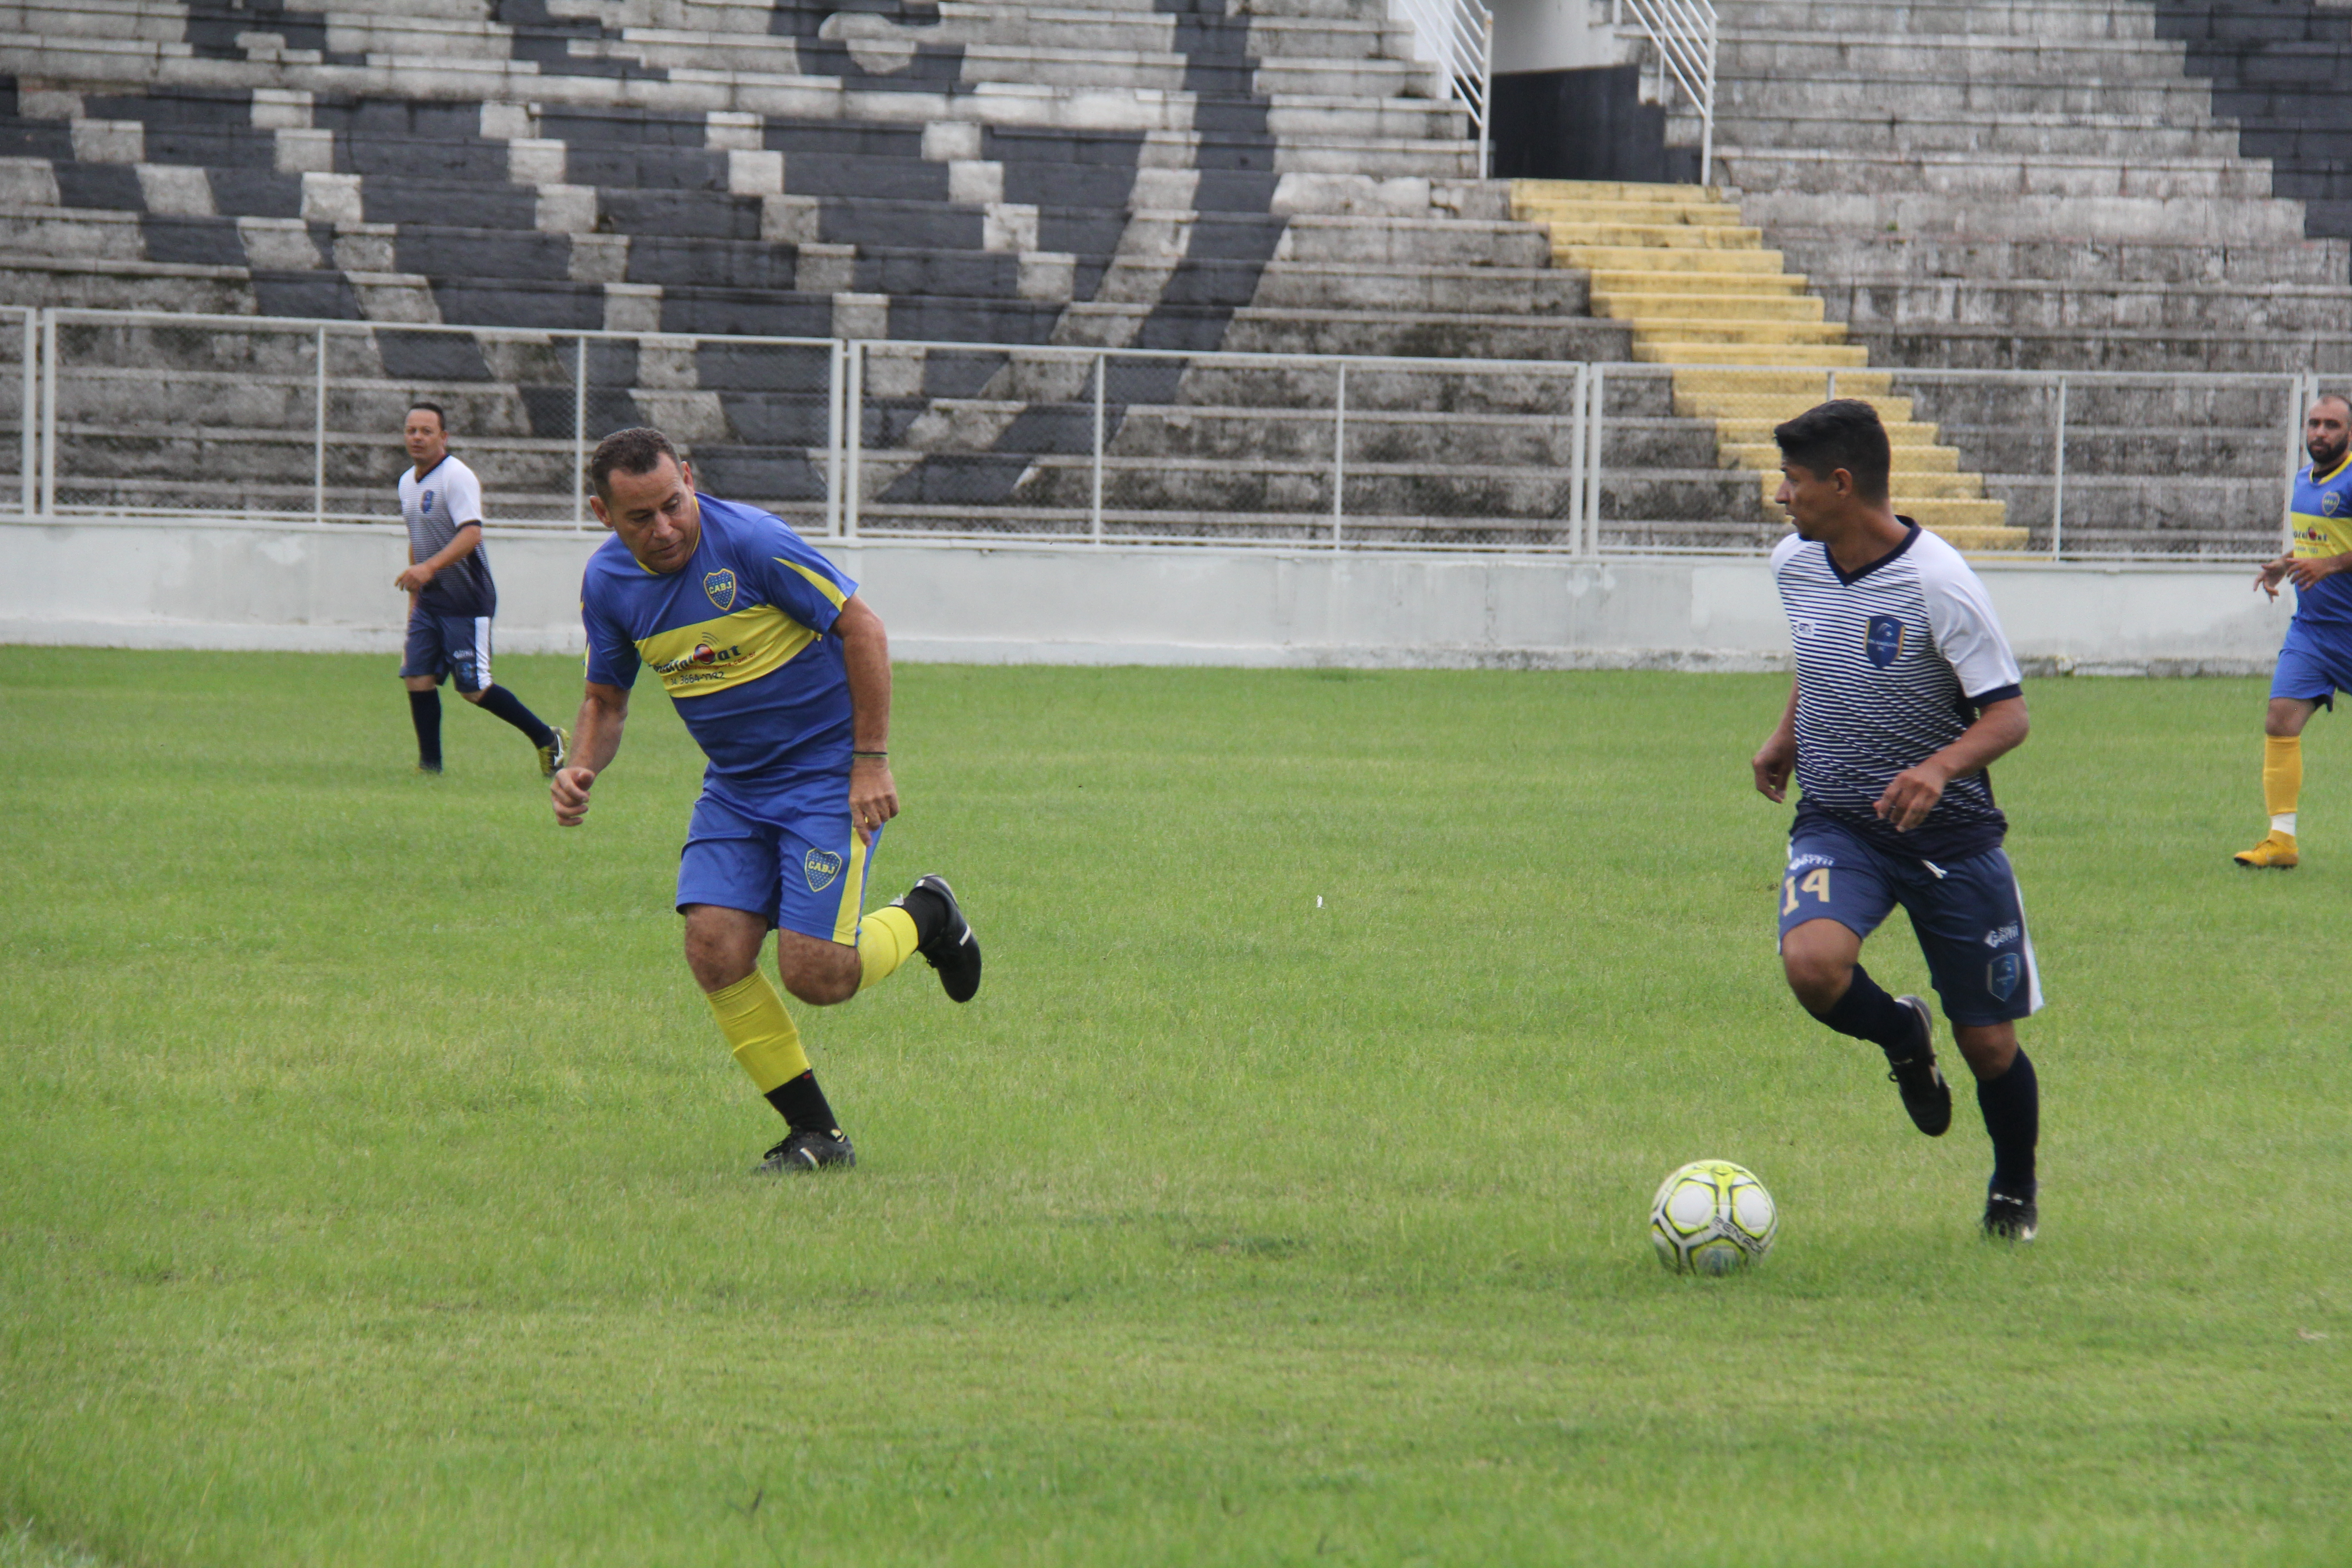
0, 0, 1778, 549
1675, 0, 2352, 554
1509, 176, 2019, 549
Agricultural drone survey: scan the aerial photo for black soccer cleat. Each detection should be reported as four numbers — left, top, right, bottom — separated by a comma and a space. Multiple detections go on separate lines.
1983, 1187, 2039, 1242
753, 1127, 856, 1174
1885, 994, 1952, 1137
897, 874, 981, 1003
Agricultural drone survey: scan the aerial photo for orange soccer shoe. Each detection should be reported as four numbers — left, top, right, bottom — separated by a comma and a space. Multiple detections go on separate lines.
2233, 832, 2299, 869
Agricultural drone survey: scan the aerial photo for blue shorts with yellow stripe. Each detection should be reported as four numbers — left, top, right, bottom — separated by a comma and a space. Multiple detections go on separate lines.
676, 784, 875, 945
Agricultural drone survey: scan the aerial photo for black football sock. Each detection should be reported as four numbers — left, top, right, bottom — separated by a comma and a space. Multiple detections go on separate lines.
764, 1069, 842, 1136
472, 684, 556, 749
1808, 963, 1918, 1054
408, 688, 443, 769
1976, 1049, 2039, 1194
898, 883, 951, 946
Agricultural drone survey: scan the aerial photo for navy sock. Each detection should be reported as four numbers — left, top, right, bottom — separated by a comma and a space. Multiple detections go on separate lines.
472, 684, 555, 749
764, 1069, 840, 1135
1808, 963, 1917, 1054
1977, 1049, 2039, 1194
407, 688, 442, 769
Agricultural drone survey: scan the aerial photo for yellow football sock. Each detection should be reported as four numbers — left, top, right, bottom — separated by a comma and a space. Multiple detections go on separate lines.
2265, 735, 2303, 838
705, 970, 809, 1094
857, 905, 920, 993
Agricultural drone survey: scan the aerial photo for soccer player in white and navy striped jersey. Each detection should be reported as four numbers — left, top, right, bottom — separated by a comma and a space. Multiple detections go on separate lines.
1749, 400, 2043, 1241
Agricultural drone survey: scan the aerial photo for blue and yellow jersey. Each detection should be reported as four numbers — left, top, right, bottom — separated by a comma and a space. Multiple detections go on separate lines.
2289, 452, 2352, 626
581, 494, 858, 805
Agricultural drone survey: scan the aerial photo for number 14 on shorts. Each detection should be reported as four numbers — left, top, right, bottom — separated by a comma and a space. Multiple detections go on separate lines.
1782, 867, 1831, 915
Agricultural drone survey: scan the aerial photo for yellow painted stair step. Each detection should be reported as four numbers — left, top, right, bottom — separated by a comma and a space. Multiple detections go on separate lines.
1514, 179, 1720, 203
1542, 223, 1765, 250
1712, 416, 1936, 445
1645, 343, 1874, 367
1587, 270, 1811, 295
1634, 320, 1851, 346
1515, 202, 1747, 228
1563, 248, 1790, 274
1720, 440, 1961, 473
1595, 293, 1827, 323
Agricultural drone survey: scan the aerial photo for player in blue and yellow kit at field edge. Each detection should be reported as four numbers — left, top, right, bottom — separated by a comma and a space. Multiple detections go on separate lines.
550, 427, 982, 1173
2238, 394, 2352, 868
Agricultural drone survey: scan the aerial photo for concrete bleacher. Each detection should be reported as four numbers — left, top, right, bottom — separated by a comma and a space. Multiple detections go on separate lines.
0, 0, 1778, 549
1694, 0, 2352, 554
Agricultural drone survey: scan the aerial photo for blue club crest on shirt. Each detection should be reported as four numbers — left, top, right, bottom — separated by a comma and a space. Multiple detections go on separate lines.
421, 489, 434, 514
1864, 615, 1906, 668
1987, 953, 2023, 1003
804, 848, 843, 892
703, 568, 737, 612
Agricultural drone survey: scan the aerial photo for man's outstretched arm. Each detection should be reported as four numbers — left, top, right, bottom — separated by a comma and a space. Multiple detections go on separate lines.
835, 593, 898, 845
552, 681, 629, 826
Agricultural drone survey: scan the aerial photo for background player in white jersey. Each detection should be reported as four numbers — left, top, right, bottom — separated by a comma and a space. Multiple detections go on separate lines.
1749, 400, 2045, 1241
395, 402, 566, 776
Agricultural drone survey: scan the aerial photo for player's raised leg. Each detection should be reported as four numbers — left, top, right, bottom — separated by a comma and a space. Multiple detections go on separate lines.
445, 620, 569, 777
1783, 916, 1951, 1137
862, 876, 982, 1002
1777, 827, 1950, 1136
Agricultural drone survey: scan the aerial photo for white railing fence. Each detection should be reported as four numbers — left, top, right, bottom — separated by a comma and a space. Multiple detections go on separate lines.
1614, 0, 1717, 185
1392, 0, 1494, 178
0, 306, 2312, 564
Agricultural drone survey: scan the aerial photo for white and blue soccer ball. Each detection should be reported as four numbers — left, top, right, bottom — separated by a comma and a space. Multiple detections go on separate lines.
1650, 1160, 1779, 1275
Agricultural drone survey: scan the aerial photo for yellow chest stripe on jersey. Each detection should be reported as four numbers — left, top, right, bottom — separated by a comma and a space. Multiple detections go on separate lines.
2294, 456, 2352, 558
637, 604, 817, 699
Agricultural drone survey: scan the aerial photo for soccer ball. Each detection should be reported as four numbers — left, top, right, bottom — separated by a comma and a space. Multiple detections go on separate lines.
1650, 1160, 1779, 1275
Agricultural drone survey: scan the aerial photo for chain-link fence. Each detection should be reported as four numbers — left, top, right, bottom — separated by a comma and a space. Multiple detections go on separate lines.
0, 307, 32, 516
19, 307, 2313, 561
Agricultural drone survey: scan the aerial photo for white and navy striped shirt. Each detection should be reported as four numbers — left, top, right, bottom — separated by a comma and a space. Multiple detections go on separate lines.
399, 454, 495, 617
1774, 521, 2023, 860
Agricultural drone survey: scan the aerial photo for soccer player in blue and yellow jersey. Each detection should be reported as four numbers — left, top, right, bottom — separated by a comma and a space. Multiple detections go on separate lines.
2237, 394, 2352, 868
549, 427, 981, 1174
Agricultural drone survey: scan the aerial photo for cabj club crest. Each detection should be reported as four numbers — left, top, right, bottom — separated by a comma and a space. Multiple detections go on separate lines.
703, 568, 737, 612
804, 848, 843, 892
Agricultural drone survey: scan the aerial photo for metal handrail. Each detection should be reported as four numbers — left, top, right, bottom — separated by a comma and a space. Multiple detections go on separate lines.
1616, 0, 1717, 185
1389, 0, 1494, 178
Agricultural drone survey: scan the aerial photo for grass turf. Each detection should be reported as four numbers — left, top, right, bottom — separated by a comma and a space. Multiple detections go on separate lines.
1, 649, 2347, 1567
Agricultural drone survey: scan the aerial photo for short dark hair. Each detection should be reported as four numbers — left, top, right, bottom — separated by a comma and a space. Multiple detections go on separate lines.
590, 426, 683, 500
1773, 399, 1891, 504
2314, 392, 2352, 420
406, 400, 446, 432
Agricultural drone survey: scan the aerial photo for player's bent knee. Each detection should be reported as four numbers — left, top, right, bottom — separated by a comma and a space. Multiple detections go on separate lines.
774, 931, 860, 1007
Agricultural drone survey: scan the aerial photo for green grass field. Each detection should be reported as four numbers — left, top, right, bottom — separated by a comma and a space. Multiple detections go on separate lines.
3, 649, 2347, 1567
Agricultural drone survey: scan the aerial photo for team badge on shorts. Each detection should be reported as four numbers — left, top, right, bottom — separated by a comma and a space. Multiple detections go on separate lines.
1987, 953, 2023, 1003
703, 568, 738, 612
804, 848, 843, 892
1865, 615, 1906, 668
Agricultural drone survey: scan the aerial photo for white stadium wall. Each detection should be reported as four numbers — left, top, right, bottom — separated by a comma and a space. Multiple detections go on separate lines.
0, 516, 2288, 677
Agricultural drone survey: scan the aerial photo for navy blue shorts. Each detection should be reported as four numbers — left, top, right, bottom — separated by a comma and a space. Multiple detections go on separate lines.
2271, 618, 2352, 708
1778, 815, 2043, 1027
676, 788, 879, 946
401, 610, 493, 694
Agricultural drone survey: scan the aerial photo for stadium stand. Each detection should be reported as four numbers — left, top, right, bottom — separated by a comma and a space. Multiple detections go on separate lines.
1691, 0, 2352, 553
0, 0, 1773, 547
